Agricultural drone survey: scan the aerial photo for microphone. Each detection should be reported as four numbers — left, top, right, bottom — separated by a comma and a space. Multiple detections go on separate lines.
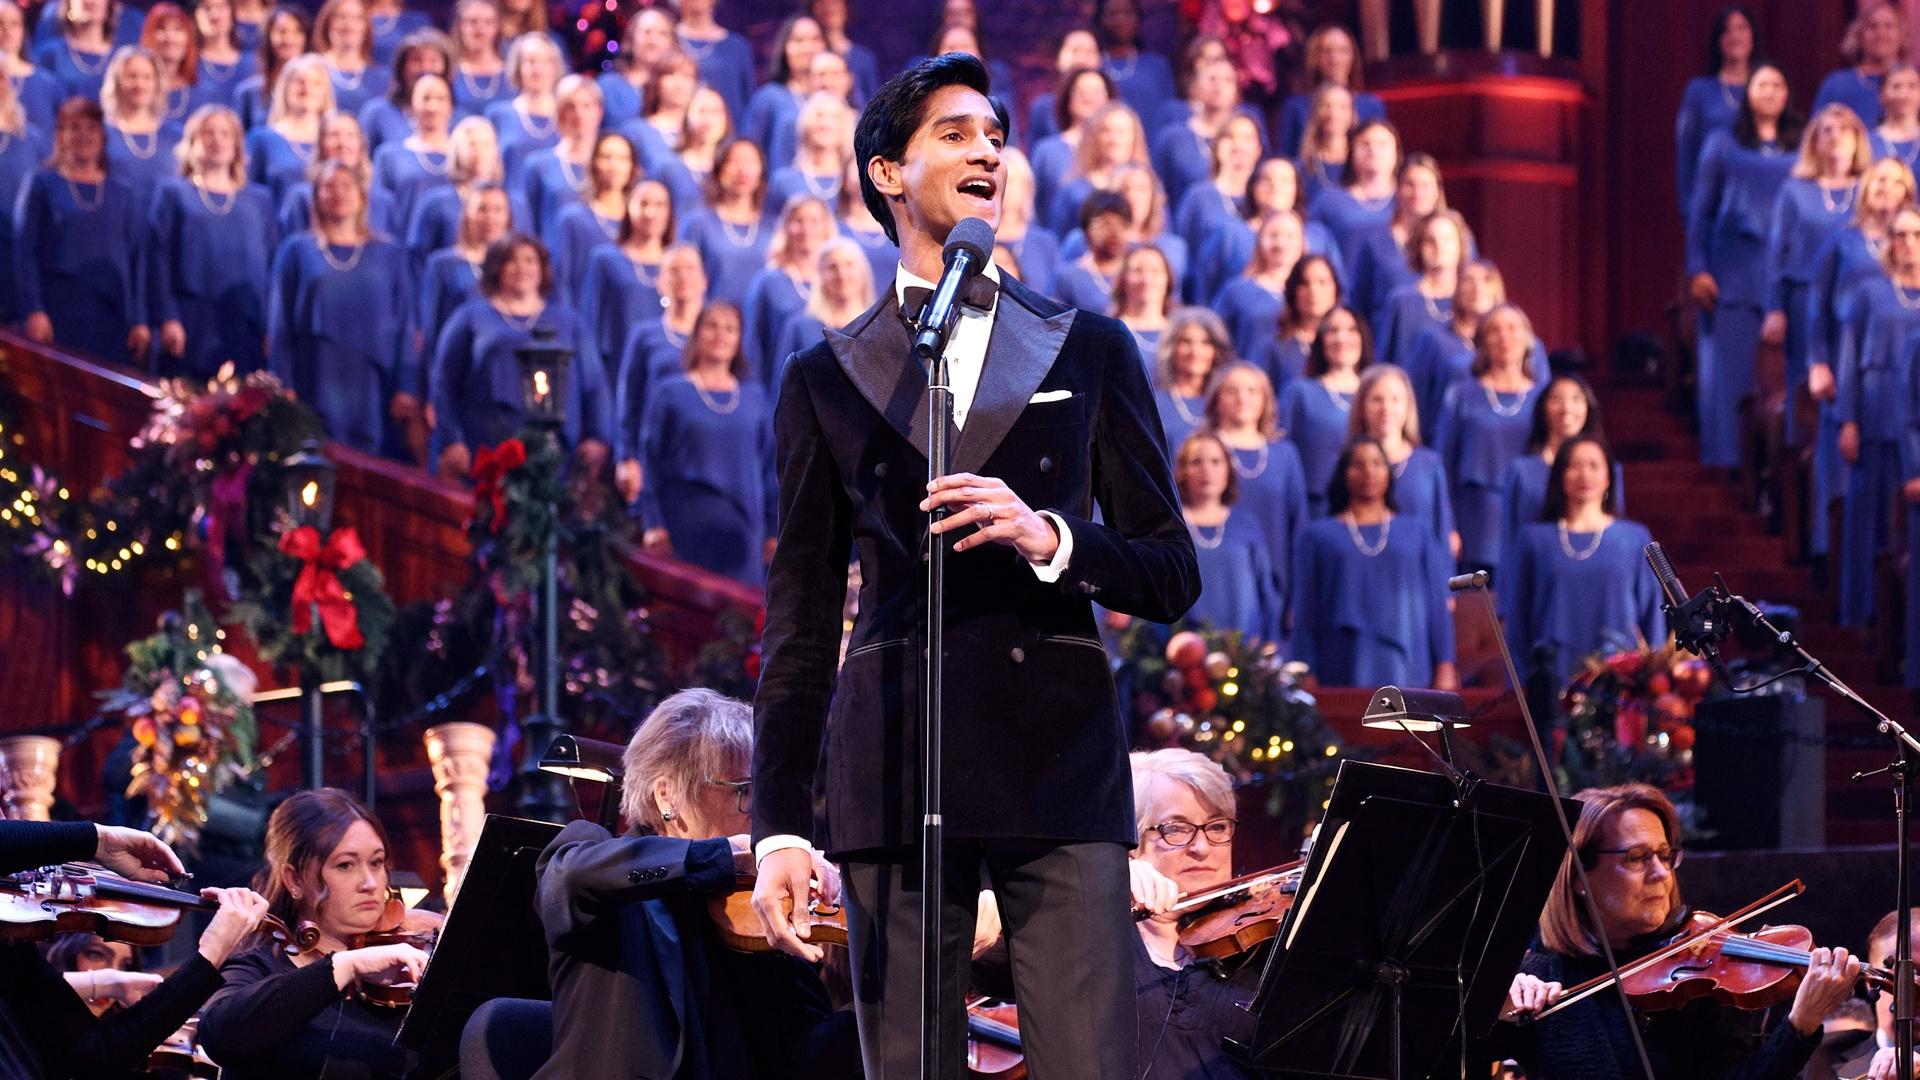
1643, 541, 1688, 611
1448, 571, 1489, 592
1643, 541, 1735, 685
911, 217, 997, 362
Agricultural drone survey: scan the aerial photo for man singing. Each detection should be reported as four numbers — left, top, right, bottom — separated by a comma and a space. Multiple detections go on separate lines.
750, 52, 1200, 1078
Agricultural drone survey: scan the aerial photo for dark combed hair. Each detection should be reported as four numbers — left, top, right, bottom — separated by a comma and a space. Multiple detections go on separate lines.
480, 232, 555, 297
1327, 436, 1397, 514
854, 51, 1008, 246
1705, 6, 1756, 76
253, 787, 390, 942
1541, 433, 1619, 520
1525, 373, 1606, 453
1304, 303, 1373, 379
1732, 62, 1804, 149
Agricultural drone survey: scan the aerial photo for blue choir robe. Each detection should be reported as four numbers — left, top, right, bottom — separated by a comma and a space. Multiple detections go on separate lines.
1503, 518, 1663, 690
233, 74, 270, 131
357, 98, 411, 154
1131, 326, 1162, 366
1030, 134, 1073, 226
1152, 388, 1208, 452
234, 17, 261, 53
32, 2, 142, 48
1291, 514, 1453, 686
1835, 278, 1920, 626
1901, 346, 1920, 686
613, 316, 689, 455
1025, 93, 1059, 151
1435, 379, 1540, 575
325, 61, 391, 121
1192, 215, 1345, 318
678, 208, 771, 305
1873, 132, 1920, 168
1806, 226, 1885, 556
1172, 184, 1241, 294
1048, 259, 1115, 313
1213, 277, 1284, 362
10, 70, 62, 132
417, 249, 481, 358
1276, 377, 1354, 516
544, 200, 620, 308
31, 40, 112, 102
1813, 68, 1885, 129
1057, 228, 1188, 292
612, 117, 676, 179
520, 147, 587, 240
246, 127, 315, 205
486, 99, 560, 189
1150, 123, 1214, 210
577, 246, 662, 378
429, 297, 609, 458
1043, 175, 1094, 239
148, 179, 278, 378
1228, 439, 1309, 624
764, 167, 842, 215
596, 71, 646, 128
1253, 335, 1309, 399
1349, 230, 1416, 323
1373, 285, 1450, 368
367, 8, 431, 67
675, 29, 754, 129
1298, 155, 1348, 205
1307, 184, 1394, 283
740, 266, 810, 390
1403, 328, 1550, 435
105, 123, 183, 208
405, 183, 532, 269
194, 56, 255, 109
451, 65, 512, 120
1497, 454, 1627, 572
743, 83, 803, 175
637, 373, 775, 586
1390, 446, 1455, 553
267, 233, 417, 455
647, 152, 706, 219
770, 312, 825, 389
842, 220, 901, 291
1687, 128, 1794, 467
841, 40, 880, 104
370, 142, 452, 238
1675, 76, 1743, 220
276, 181, 400, 242
1181, 508, 1279, 642
1101, 51, 1176, 131
1273, 88, 1387, 159
11, 170, 146, 362
998, 228, 1057, 298
0, 126, 43, 323
1767, 176, 1859, 412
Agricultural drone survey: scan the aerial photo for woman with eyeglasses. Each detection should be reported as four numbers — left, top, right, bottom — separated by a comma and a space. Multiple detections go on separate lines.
1125, 748, 1267, 1079
1493, 783, 1860, 1080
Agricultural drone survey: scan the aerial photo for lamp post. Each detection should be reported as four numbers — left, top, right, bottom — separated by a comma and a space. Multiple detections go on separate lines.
514, 328, 572, 821
283, 441, 337, 790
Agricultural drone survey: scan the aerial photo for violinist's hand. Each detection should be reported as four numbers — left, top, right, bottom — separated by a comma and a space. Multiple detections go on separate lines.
94, 825, 187, 884
1788, 946, 1862, 1036
752, 847, 824, 963
973, 889, 1002, 959
1498, 972, 1562, 1022
1129, 859, 1180, 921
195, 886, 271, 967
331, 943, 429, 993
1864, 1045, 1920, 1080
729, 834, 755, 874
65, 968, 163, 1007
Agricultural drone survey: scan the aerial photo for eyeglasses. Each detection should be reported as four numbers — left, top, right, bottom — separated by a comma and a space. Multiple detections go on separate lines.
704, 778, 752, 814
1146, 818, 1237, 848
1591, 845, 1683, 873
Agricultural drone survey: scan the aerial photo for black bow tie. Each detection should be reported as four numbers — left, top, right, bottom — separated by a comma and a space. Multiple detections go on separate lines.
903, 274, 1000, 323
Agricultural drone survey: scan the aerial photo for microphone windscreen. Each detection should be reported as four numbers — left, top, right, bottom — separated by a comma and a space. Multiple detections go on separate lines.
943, 217, 996, 267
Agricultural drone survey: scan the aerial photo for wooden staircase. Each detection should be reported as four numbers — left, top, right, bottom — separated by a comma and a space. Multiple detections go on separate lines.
1600, 383, 1909, 845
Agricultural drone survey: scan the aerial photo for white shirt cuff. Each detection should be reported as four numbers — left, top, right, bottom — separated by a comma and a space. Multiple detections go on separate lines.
1028, 511, 1072, 582
754, 834, 814, 864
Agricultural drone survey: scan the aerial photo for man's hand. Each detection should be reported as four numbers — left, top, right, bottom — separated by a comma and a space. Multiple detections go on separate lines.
1128, 859, 1180, 921
922, 473, 1057, 561
94, 825, 186, 884
1499, 972, 1562, 1021
751, 847, 824, 962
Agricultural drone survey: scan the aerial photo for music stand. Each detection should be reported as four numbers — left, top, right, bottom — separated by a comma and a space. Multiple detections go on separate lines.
1231, 760, 1577, 1079
397, 814, 563, 1078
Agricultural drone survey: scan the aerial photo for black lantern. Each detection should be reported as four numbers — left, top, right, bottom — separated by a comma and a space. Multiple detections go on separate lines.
283, 441, 337, 533
516, 327, 573, 428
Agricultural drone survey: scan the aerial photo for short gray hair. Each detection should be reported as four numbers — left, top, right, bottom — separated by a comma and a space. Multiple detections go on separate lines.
1130, 749, 1235, 840
620, 689, 753, 833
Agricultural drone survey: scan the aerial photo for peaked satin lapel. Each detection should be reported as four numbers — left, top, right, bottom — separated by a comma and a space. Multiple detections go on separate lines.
952, 278, 1076, 476
826, 292, 931, 459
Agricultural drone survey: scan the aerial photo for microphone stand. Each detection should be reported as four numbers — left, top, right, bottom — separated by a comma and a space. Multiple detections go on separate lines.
921, 318, 954, 1080
1452, 576, 1659, 1080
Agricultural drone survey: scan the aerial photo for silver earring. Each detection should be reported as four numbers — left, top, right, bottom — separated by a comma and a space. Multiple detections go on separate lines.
661, 808, 676, 821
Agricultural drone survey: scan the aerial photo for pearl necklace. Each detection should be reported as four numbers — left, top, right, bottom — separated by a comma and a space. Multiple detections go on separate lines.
328, 58, 365, 92
1422, 292, 1449, 322
1895, 279, 1920, 310
460, 68, 502, 99
721, 215, 760, 248
1323, 382, 1353, 413
662, 321, 688, 350
1558, 519, 1608, 561
499, 303, 542, 332
412, 146, 450, 176
118, 127, 158, 160
64, 177, 104, 211
1719, 78, 1738, 110
516, 100, 556, 139
1820, 181, 1857, 215
676, 31, 718, 62
317, 238, 365, 271
1230, 441, 1269, 480
627, 256, 659, 289
1106, 53, 1138, 82
194, 181, 237, 215
66, 42, 109, 77
1170, 391, 1205, 427
1343, 511, 1391, 556
694, 378, 740, 414
1353, 189, 1393, 214
165, 87, 189, 122
559, 156, 585, 189
1483, 384, 1527, 417
1187, 516, 1225, 549
800, 170, 839, 200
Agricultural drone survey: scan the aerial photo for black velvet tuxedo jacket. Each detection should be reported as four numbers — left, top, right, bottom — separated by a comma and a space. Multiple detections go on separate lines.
752, 273, 1201, 858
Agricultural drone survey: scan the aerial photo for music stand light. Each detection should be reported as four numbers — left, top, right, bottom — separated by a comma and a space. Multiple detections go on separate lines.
536, 735, 625, 829
1361, 686, 1471, 774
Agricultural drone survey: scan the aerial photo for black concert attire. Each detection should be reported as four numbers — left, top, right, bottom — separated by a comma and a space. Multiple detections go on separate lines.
199, 946, 413, 1078
0, 821, 225, 1079
1490, 940, 1821, 1080
752, 260, 1201, 1078
531, 819, 859, 1080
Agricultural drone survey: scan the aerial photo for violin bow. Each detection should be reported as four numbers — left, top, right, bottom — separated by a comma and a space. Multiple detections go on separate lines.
1131, 861, 1304, 922
1531, 879, 1806, 1021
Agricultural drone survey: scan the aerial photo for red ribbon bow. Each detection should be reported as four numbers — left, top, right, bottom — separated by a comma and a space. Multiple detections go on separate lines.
279, 525, 369, 650
471, 438, 528, 533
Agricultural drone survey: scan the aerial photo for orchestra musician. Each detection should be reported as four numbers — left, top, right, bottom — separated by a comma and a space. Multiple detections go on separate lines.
1806, 907, 1920, 1080
1494, 783, 1861, 1080
750, 50, 1200, 1079
199, 788, 435, 1079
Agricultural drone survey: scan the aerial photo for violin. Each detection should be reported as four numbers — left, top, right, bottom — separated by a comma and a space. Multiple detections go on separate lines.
964, 997, 1024, 1079
342, 891, 440, 1009
1133, 862, 1304, 963
0, 864, 316, 955
709, 873, 849, 953
142, 1018, 219, 1079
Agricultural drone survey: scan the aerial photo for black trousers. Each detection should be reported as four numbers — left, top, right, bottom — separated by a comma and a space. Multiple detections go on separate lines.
840, 838, 1136, 1080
